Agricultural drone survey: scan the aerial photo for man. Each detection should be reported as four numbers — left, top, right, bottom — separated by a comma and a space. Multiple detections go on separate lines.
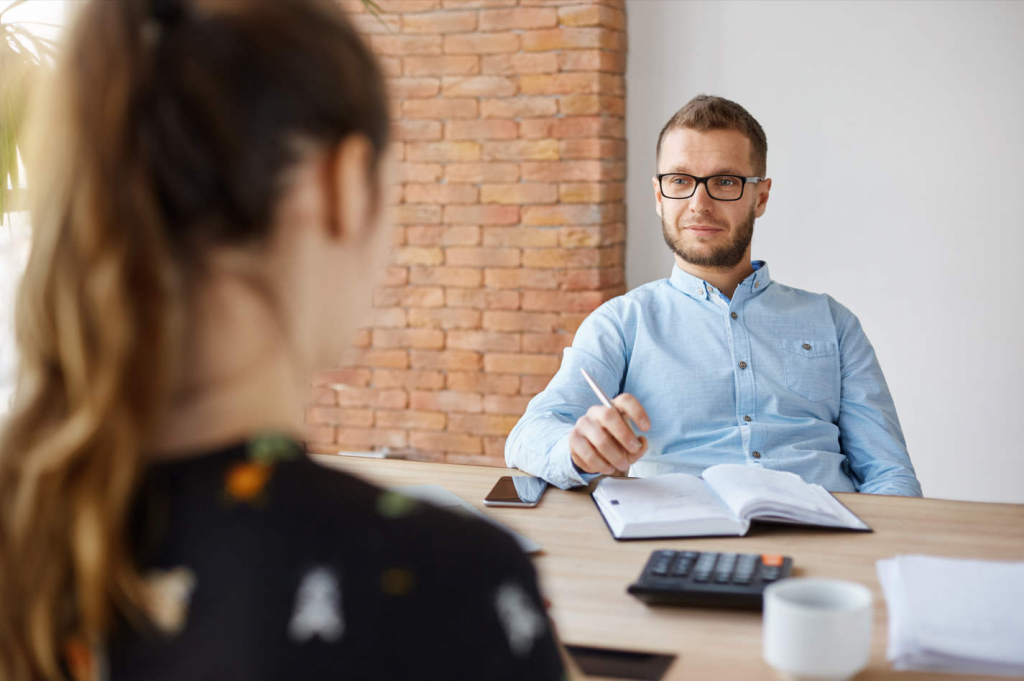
505, 95, 922, 496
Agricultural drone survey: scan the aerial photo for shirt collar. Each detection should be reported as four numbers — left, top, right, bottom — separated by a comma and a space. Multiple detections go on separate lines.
669, 261, 772, 302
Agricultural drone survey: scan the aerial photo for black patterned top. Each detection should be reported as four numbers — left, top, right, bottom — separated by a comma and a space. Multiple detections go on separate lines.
98, 436, 565, 681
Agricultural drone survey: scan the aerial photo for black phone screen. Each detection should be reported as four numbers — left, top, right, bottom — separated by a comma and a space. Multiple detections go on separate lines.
564, 643, 676, 680
485, 476, 548, 504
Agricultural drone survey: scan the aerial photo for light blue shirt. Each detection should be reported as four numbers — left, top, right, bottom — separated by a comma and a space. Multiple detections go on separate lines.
505, 262, 922, 497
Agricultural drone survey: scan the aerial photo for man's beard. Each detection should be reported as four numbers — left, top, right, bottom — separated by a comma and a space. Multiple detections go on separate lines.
662, 206, 756, 269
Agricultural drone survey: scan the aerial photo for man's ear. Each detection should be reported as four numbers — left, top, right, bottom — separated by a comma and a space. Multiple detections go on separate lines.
328, 134, 377, 243
652, 175, 663, 218
754, 177, 772, 218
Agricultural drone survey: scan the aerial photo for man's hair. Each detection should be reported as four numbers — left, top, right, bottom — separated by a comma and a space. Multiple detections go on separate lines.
656, 94, 767, 176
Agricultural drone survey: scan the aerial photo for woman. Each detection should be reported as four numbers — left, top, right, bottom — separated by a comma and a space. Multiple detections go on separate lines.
0, 0, 565, 679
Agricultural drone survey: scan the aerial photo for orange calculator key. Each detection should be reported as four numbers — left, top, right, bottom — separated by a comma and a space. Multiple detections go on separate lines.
761, 554, 785, 567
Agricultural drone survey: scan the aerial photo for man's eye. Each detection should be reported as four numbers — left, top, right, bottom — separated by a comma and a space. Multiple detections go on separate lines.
715, 177, 738, 187
670, 177, 691, 185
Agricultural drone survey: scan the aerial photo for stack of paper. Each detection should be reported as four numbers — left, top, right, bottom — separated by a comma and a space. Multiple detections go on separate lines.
876, 555, 1024, 677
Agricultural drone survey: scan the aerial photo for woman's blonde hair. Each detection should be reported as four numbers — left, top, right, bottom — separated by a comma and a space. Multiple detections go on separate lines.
0, 0, 388, 677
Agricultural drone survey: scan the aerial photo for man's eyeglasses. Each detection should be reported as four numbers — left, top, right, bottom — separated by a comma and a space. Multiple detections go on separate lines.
657, 173, 764, 201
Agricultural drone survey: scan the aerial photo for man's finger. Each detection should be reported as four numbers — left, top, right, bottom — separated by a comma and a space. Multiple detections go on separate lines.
579, 418, 631, 472
569, 430, 615, 475
595, 406, 643, 456
612, 393, 651, 432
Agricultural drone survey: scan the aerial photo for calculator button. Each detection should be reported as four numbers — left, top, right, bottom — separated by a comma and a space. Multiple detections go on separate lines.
732, 574, 752, 585
761, 554, 785, 567
694, 554, 718, 571
713, 572, 732, 583
681, 551, 699, 560
671, 560, 692, 577
692, 572, 711, 583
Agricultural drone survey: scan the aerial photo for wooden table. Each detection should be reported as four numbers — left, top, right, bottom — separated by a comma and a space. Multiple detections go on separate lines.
314, 455, 1024, 680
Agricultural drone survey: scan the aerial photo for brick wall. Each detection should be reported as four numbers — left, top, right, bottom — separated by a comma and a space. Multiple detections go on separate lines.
307, 0, 627, 466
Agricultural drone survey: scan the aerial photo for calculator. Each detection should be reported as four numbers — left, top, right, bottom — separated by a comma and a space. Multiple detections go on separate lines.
627, 550, 793, 609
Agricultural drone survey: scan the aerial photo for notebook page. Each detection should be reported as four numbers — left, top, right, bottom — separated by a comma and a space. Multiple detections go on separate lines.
701, 464, 837, 522
595, 473, 736, 525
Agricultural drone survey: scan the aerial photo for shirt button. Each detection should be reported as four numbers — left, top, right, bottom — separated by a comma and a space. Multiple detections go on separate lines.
730, 312, 738, 319
739, 361, 747, 369
802, 343, 812, 350
755, 282, 760, 288
743, 415, 752, 422
752, 451, 762, 459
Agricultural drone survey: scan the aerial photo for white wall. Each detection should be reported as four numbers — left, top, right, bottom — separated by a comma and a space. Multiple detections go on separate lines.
626, 0, 1024, 503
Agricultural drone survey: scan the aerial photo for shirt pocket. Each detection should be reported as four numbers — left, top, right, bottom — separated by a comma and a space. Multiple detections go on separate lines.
777, 338, 839, 403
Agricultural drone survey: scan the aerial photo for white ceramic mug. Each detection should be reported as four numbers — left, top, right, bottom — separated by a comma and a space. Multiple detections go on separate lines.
763, 578, 873, 681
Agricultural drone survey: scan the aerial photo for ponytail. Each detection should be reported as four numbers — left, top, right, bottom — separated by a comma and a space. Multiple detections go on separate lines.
0, 0, 389, 677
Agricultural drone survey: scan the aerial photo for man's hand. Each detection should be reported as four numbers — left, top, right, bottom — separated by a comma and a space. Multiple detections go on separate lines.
568, 394, 651, 475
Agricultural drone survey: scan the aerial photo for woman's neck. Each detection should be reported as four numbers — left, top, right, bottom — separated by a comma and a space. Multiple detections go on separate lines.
149, 274, 306, 459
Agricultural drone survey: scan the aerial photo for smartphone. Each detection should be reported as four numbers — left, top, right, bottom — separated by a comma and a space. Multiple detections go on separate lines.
483, 475, 549, 507
564, 644, 676, 680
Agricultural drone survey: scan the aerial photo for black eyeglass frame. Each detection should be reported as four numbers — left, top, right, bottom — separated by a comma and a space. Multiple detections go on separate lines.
657, 173, 764, 202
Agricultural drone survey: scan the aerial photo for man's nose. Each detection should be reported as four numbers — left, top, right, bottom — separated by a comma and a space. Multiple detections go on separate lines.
689, 181, 715, 213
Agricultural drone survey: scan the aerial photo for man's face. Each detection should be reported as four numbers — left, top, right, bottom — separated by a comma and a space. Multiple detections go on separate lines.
653, 127, 770, 270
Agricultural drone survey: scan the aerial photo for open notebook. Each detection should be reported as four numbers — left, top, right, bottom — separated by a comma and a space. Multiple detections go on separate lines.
592, 464, 870, 540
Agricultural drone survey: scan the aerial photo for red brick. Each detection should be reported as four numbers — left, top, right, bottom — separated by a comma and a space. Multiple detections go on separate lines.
403, 98, 480, 119
522, 245, 622, 268
374, 0, 441, 11
409, 349, 483, 371
391, 225, 407, 246
353, 13, 402, 34
404, 184, 479, 204
373, 286, 445, 308
388, 79, 442, 102
446, 247, 521, 267
315, 367, 373, 388
483, 394, 534, 414
371, 34, 442, 56
448, 330, 521, 352
552, 116, 624, 138
336, 387, 409, 409
446, 288, 520, 310
309, 387, 337, 406
558, 49, 626, 74
442, 0, 517, 7
484, 436, 507, 457
485, 353, 561, 374
481, 52, 558, 76
444, 32, 520, 54
407, 307, 483, 329
367, 308, 408, 328
521, 27, 626, 51
393, 246, 445, 266
376, 409, 447, 431
379, 57, 403, 78
447, 371, 521, 394
559, 267, 624, 291
482, 226, 560, 247
482, 310, 560, 332
559, 182, 625, 204
342, 349, 411, 369
445, 162, 519, 183
442, 75, 517, 97
410, 431, 482, 455
518, 72, 624, 96
521, 288, 617, 312
448, 413, 521, 435
353, 329, 372, 348
523, 0, 625, 6
558, 94, 625, 116
559, 223, 625, 247
337, 428, 408, 449
306, 407, 375, 428
402, 11, 477, 34
484, 268, 558, 289
305, 425, 335, 445
480, 183, 558, 205
521, 160, 625, 182
517, 118, 555, 139
443, 205, 519, 226
480, 97, 558, 119
382, 266, 409, 287
522, 204, 624, 226
557, 4, 626, 29
445, 119, 519, 140
373, 369, 446, 390
522, 331, 573, 353
410, 390, 483, 413
482, 139, 559, 161
407, 141, 481, 163
392, 119, 442, 142
392, 204, 442, 225
395, 162, 444, 183
407, 225, 481, 246
520, 374, 555, 394
404, 55, 480, 77
560, 138, 626, 160
372, 328, 445, 349
409, 266, 483, 287
479, 7, 558, 30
